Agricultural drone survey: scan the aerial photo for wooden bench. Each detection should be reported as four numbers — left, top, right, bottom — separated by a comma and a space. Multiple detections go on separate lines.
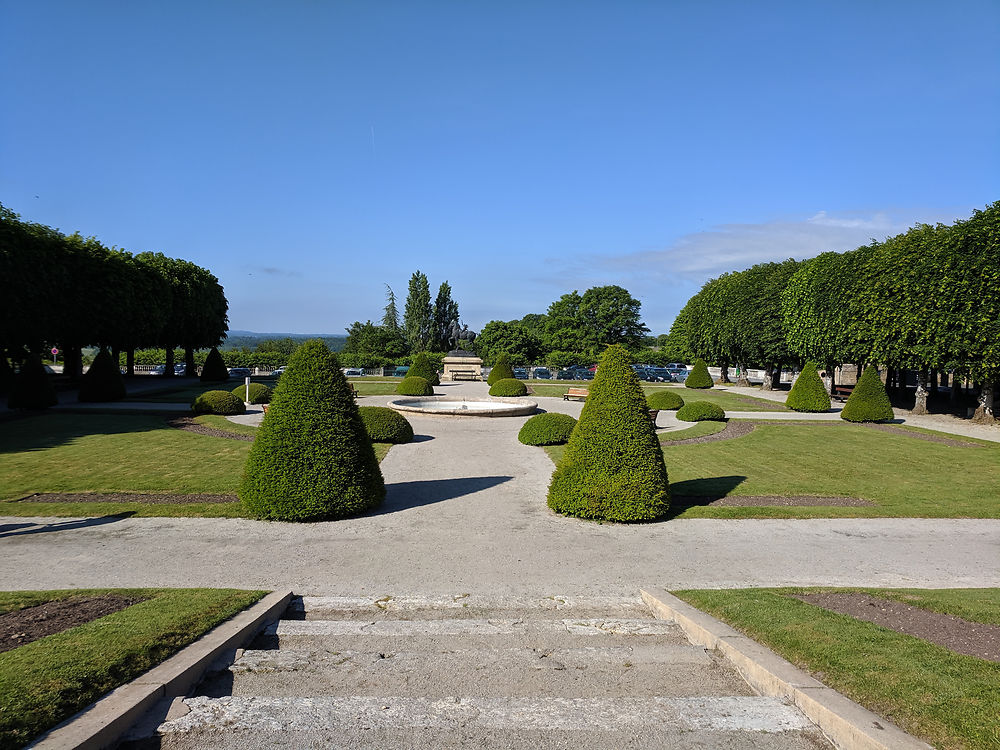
830, 383, 854, 400
648, 409, 660, 425
450, 369, 480, 381
563, 387, 589, 401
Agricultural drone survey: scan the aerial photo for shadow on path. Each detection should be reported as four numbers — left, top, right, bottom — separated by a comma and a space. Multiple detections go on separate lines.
666, 476, 747, 519
375, 476, 514, 515
0, 513, 136, 538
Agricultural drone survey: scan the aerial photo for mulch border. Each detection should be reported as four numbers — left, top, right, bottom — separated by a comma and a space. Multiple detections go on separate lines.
166, 416, 253, 441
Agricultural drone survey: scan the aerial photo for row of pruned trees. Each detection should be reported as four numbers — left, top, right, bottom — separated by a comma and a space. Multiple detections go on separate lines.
0, 204, 228, 379
670, 201, 1000, 420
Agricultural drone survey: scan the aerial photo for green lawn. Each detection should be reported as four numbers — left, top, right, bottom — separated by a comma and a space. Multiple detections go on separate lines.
544, 421, 1000, 518
0, 588, 265, 749
0, 413, 391, 517
672, 587, 1000, 750
657, 419, 726, 442
529, 383, 786, 411
350, 379, 409, 396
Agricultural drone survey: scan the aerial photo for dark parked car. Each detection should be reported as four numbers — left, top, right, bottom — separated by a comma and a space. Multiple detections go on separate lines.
513, 368, 529, 379
668, 368, 688, 381
173, 363, 188, 376
532, 367, 551, 379
228, 367, 252, 378
646, 367, 673, 382
556, 369, 577, 380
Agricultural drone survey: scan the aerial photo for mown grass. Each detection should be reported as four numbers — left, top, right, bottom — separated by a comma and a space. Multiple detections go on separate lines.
657, 420, 726, 442
0, 588, 265, 749
529, 383, 786, 411
0, 413, 391, 517
672, 587, 1000, 750
350, 379, 409, 396
543, 421, 1000, 518
193, 414, 260, 437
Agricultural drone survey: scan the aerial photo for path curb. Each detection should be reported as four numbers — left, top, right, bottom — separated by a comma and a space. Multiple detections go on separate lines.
29, 589, 293, 750
640, 588, 932, 750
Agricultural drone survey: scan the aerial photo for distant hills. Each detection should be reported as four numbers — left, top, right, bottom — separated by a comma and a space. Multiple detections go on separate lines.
222, 330, 347, 351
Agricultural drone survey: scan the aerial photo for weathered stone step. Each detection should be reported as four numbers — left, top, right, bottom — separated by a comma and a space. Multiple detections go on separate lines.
288, 594, 650, 621
202, 644, 747, 699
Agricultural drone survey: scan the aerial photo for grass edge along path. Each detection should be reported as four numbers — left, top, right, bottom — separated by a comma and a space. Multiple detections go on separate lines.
0, 588, 265, 750
672, 587, 1000, 750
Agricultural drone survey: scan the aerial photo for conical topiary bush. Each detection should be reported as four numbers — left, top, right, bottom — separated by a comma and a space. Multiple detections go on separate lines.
7, 356, 57, 410
200, 347, 229, 382
841, 365, 894, 423
487, 353, 514, 385
547, 344, 670, 522
78, 348, 126, 402
786, 362, 831, 413
408, 351, 439, 386
239, 339, 385, 521
684, 358, 713, 389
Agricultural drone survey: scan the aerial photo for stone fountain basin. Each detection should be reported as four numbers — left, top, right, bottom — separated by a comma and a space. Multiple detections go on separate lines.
388, 396, 538, 417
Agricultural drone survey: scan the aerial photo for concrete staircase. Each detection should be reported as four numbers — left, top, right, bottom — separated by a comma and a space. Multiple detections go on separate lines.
125, 595, 832, 749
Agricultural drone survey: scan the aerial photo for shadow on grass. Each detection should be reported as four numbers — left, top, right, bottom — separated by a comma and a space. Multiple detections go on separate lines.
0, 413, 170, 454
666, 475, 747, 519
376, 475, 513, 514
0, 513, 136, 538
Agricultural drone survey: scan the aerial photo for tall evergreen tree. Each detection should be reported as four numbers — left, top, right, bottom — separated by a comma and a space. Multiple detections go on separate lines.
433, 281, 460, 350
382, 284, 401, 331
403, 270, 433, 353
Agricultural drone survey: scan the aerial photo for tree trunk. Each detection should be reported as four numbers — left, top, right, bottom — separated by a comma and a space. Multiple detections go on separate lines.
164, 347, 175, 378
912, 368, 930, 415
126, 349, 135, 377
719, 362, 731, 384
759, 364, 774, 390
65, 345, 83, 380
771, 365, 782, 389
735, 362, 751, 387
972, 381, 996, 423
185, 346, 196, 376
929, 368, 938, 396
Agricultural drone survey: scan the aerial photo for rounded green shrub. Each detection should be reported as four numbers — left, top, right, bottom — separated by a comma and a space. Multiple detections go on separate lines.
547, 344, 670, 522
487, 353, 514, 385
200, 346, 229, 382
239, 339, 385, 521
518, 413, 577, 445
841, 365, 895, 423
786, 362, 831, 412
359, 406, 414, 444
7, 357, 57, 410
408, 352, 440, 386
684, 358, 713, 389
78, 348, 126, 402
676, 401, 726, 421
489, 378, 527, 396
192, 390, 246, 415
397, 376, 433, 396
646, 390, 684, 411
232, 382, 272, 404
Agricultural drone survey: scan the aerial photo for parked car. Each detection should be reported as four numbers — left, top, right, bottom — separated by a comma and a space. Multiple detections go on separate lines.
343, 367, 364, 376
151, 364, 166, 375
532, 367, 551, 379
556, 369, 576, 380
228, 367, 252, 378
173, 363, 188, 376
646, 367, 673, 382
668, 368, 688, 381
513, 368, 529, 379
271, 367, 286, 377
393, 366, 410, 377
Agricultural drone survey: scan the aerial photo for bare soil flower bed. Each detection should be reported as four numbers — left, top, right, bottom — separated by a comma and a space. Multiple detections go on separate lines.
0, 595, 144, 653
166, 416, 252, 441
667, 420, 756, 445
16, 493, 238, 504
796, 592, 1000, 663
673, 495, 873, 507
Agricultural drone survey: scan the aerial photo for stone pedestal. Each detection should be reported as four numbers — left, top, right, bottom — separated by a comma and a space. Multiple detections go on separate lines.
442, 350, 483, 381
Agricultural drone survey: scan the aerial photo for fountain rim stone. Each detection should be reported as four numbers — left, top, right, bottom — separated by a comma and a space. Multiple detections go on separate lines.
388, 395, 537, 417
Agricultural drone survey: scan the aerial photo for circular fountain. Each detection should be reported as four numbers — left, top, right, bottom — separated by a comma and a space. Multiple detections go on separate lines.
388, 396, 537, 417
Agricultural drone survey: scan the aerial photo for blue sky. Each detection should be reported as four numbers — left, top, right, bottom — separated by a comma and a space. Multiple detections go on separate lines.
3, 1, 998, 336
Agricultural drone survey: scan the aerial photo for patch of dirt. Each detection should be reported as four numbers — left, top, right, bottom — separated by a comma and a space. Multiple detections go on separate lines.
166, 416, 254, 441
673, 495, 873, 507
16, 493, 238, 504
0, 594, 145, 653
795, 592, 1000, 663
663, 420, 756, 445
862, 423, 981, 448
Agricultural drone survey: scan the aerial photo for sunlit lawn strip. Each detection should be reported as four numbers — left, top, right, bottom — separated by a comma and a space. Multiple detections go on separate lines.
0, 588, 265, 750
530, 384, 786, 411
657, 420, 726, 442
194, 414, 259, 437
672, 587, 1000, 750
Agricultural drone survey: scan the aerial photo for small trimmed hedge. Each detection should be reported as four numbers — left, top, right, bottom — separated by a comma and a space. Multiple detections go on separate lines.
841, 365, 894, 423
646, 390, 684, 411
684, 358, 713, 389
192, 390, 246, 415
487, 353, 514, 385
200, 347, 229, 382
518, 412, 577, 446
7, 357, 57, 410
676, 401, 726, 421
397, 376, 433, 396
408, 352, 440, 386
78, 349, 126, 402
489, 378, 527, 396
359, 406, 414, 443
232, 382, 272, 404
786, 362, 831, 412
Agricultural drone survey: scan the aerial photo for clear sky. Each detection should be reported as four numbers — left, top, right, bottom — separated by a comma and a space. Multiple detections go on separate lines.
3, 1, 998, 336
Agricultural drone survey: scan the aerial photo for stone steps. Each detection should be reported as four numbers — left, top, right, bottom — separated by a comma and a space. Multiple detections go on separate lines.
124, 594, 833, 749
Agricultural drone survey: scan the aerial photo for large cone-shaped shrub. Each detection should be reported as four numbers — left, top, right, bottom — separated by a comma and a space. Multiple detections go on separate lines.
786, 362, 831, 413
408, 352, 439, 386
684, 358, 713, 389
240, 340, 384, 521
547, 345, 670, 522
487, 353, 514, 385
78, 348, 126, 402
200, 347, 229, 382
7, 357, 57, 410
841, 365, 894, 423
